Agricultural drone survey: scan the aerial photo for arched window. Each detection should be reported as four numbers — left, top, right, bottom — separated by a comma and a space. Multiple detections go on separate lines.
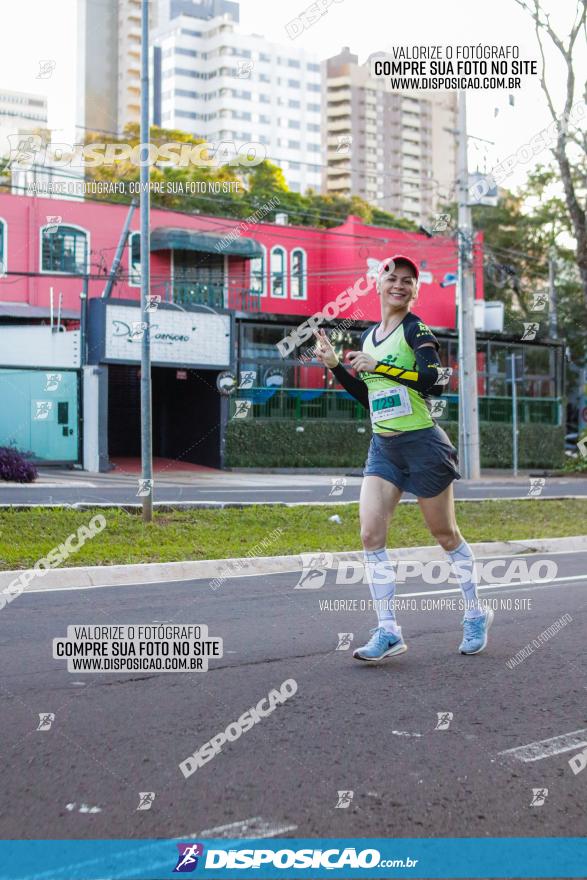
290, 248, 306, 299
249, 244, 266, 296
0, 219, 6, 275
41, 224, 89, 274
128, 231, 141, 286
270, 245, 287, 298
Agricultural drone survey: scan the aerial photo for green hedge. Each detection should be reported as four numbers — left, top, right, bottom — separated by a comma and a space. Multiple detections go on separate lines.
225, 420, 565, 470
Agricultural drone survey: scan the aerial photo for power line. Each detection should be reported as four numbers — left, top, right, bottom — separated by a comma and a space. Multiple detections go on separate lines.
5, 172, 424, 236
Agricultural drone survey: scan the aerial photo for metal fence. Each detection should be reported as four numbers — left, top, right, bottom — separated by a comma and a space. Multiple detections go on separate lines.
164, 283, 261, 312
234, 389, 562, 426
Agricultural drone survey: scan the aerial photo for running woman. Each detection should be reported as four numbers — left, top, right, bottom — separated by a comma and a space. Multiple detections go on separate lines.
314, 255, 493, 661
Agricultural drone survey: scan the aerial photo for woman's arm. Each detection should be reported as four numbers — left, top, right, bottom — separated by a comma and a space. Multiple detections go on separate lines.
370, 343, 444, 394
331, 363, 370, 409
313, 329, 370, 410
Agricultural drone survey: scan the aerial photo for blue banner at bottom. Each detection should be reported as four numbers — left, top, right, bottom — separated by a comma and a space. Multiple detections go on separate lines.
0, 838, 586, 880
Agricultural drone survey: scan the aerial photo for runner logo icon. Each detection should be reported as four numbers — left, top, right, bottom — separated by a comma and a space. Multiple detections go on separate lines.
173, 843, 204, 872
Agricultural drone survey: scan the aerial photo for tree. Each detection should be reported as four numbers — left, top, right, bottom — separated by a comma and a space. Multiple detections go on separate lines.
470, 163, 586, 369
513, 0, 587, 311
82, 125, 415, 231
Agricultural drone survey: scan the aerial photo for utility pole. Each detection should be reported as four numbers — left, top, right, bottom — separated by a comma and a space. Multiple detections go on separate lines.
548, 247, 558, 338
102, 199, 138, 299
510, 353, 519, 477
140, 0, 153, 522
456, 91, 481, 479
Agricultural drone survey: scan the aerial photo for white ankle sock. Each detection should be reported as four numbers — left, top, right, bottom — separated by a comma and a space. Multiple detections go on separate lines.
446, 540, 484, 619
363, 548, 400, 634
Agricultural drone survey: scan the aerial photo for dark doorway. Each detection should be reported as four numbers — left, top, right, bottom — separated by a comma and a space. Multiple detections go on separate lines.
107, 364, 222, 467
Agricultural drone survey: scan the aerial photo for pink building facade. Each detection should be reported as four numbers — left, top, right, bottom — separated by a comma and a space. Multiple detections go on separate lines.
0, 193, 489, 469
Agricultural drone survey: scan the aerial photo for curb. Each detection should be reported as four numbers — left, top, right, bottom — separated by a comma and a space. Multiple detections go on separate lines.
1, 495, 586, 510
1, 535, 586, 593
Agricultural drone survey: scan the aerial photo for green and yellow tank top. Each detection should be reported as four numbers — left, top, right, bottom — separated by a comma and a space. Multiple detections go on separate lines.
360, 312, 439, 433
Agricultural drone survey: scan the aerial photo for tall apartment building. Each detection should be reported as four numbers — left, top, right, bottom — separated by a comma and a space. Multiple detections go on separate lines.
151, 11, 322, 193
76, 0, 158, 137
322, 47, 458, 225
157, 0, 239, 26
0, 89, 48, 159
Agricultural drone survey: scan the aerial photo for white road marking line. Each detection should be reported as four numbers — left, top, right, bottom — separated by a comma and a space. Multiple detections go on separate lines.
200, 488, 313, 493
0, 481, 97, 488
65, 802, 102, 813
198, 816, 298, 838
17, 816, 297, 880
498, 729, 587, 762
16, 572, 587, 596
391, 730, 422, 737
397, 574, 587, 598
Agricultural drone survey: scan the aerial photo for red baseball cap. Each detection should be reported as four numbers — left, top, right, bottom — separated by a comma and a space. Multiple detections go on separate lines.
377, 254, 419, 281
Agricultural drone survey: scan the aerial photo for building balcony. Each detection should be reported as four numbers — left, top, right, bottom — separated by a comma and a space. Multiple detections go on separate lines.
328, 120, 352, 134
164, 282, 262, 313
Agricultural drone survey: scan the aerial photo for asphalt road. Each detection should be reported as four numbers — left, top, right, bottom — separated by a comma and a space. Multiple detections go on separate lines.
1, 549, 585, 842
1, 472, 586, 506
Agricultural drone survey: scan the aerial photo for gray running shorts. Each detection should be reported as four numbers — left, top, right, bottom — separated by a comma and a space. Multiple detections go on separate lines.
363, 425, 461, 498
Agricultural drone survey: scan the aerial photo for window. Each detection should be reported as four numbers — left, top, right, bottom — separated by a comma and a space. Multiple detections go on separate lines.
270, 246, 287, 297
175, 88, 199, 98
0, 219, 6, 274
41, 224, 88, 274
174, 68, 199, 78
259, 52, 270, 62
288, 59, 301, 68
249, 245, 266, 297
288, 120, 300, 129
289, 99, 300, 108
290, 248, 306, 299
128, 231, 141, 286
307, 62, 320, 72
176, 47, 198, 57
288, 79, 300, 88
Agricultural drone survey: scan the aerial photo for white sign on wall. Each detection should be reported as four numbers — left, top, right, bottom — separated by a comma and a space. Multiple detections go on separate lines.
104, 304, 231, 367
0, 326, 80, 368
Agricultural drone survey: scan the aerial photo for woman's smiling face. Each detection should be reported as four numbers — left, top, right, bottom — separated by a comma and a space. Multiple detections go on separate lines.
378, 263, 418, 310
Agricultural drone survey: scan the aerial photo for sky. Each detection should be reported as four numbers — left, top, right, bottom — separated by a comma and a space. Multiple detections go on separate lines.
0, 0, 584, 195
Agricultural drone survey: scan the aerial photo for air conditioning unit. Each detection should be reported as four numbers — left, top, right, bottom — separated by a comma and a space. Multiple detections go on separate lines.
275, 213, 288, 225
474, 300, 504, 332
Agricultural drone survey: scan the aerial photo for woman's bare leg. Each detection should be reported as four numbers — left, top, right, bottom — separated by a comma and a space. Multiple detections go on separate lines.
418, 483, 492, 653
416, 483, 461, 551
353, 476, 408, 660
359, 475, 403, 551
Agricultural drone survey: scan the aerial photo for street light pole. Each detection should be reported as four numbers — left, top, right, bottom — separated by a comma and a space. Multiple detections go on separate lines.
456, 91, 481, 479
140, 0, 153, 522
